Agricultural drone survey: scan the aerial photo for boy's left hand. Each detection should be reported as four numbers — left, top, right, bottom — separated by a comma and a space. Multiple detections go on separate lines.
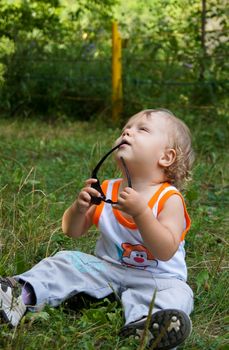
113, 187, 148, 218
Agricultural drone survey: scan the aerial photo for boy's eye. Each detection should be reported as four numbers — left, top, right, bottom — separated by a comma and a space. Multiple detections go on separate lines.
139, 127, 149, 132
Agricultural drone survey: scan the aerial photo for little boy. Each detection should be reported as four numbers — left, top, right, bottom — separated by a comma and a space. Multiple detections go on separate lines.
0, 109, 194, 349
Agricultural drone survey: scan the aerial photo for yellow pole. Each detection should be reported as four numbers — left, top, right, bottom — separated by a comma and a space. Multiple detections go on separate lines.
112, 21, 123, 123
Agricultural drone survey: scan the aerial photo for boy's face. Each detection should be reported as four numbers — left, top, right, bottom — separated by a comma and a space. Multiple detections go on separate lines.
115, 112, 171, 170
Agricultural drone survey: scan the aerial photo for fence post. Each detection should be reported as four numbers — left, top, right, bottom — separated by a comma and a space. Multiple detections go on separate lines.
112, 21, 123, 123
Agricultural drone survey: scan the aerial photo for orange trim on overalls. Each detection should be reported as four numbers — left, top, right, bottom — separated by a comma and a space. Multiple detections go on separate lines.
93, 180, 109, 226
112, 181, 171, 229
157, 190, 191, 241
93, 180, 191, 240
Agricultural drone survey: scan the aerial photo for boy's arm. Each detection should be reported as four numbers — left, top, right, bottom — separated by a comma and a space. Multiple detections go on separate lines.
62, 178, 100, 238
134, 195, 184, 260
62, 203, 95, 238
114, 187, 185, 261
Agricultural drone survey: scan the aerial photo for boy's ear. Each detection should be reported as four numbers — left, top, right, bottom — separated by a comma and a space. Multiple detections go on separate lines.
158, 148, 176, 168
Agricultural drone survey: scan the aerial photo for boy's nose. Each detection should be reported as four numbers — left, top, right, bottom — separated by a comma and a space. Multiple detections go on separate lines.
122, 129, 131, 137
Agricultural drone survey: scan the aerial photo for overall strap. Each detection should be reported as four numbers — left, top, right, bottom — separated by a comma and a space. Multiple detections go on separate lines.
93, 180, 109, 226
157, 188, 191, 241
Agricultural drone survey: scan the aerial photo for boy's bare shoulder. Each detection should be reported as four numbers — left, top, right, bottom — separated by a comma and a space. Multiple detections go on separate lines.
158, 193, 184, 222
161, 193, 184, 212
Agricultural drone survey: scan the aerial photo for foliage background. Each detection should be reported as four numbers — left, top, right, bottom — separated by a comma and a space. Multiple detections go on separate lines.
0, 0, 228, 120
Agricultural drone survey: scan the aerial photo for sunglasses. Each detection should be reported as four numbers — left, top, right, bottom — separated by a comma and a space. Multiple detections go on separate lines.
90, 141, 132, 205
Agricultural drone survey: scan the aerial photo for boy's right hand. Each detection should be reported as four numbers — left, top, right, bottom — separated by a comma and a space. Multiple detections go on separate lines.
75, 178, 101, 214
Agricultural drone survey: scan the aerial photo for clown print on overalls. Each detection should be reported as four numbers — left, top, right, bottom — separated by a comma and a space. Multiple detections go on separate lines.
121, 243, 158, 269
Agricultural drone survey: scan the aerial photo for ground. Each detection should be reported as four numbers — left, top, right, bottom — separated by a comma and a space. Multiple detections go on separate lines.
0, 117, 228, 349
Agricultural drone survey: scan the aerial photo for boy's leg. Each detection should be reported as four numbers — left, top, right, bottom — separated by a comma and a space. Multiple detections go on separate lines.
120, 271, 193, 349
0, 251, 120, 326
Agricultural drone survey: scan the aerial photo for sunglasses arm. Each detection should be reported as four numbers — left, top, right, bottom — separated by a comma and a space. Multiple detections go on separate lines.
91, 143, 121, 179
90, 142, 132, 205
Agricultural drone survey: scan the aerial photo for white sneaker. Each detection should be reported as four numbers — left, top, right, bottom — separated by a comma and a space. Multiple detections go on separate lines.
0, 277, 26, 327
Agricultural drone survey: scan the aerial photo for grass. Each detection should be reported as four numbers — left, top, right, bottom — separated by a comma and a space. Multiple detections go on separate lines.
0, 113, 228, 349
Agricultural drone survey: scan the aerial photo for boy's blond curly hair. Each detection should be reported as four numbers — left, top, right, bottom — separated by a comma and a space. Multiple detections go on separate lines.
141, 109, 195, 189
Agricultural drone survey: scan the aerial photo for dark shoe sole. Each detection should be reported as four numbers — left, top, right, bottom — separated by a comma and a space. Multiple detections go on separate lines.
120, 309, 192, 350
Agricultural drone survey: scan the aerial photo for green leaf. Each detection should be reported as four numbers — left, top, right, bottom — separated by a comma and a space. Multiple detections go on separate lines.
196, 270, 209, 293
